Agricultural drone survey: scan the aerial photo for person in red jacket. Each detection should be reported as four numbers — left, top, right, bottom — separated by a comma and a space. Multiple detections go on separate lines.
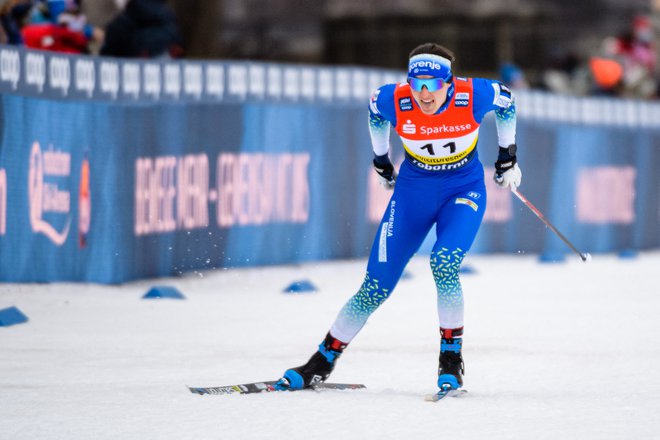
22, 21, 88, 53
21, 0, 103, 54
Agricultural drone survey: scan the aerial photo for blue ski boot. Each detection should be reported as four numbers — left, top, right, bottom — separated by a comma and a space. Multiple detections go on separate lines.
437, 328, 464, 390
276, 333, 347, 390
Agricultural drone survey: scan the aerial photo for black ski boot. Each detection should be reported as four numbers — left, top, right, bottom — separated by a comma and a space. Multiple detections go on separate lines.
438, 328, 464, 390
276, 333, 347, 390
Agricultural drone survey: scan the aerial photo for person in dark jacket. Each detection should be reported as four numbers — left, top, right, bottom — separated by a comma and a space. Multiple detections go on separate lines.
100, 0, 183, 58
0, 0, 34, 45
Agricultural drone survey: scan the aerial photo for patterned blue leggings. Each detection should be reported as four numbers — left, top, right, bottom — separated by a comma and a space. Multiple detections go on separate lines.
330, 163, 487, 343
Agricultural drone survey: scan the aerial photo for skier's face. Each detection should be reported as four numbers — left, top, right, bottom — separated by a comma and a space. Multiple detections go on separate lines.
409, 75, 450, 115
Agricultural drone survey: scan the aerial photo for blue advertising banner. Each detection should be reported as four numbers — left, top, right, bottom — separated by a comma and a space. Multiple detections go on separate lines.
1, 45, 658, 283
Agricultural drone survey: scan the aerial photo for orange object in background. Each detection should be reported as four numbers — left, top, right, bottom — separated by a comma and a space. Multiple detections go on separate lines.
589, 57, 623, 89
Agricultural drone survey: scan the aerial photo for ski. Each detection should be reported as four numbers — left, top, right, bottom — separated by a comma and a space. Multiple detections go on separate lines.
188, 381, 366, 396
424, 388, 468, 402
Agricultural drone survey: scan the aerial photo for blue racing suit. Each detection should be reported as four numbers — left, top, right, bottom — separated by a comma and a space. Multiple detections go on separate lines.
329, 77, 516, 342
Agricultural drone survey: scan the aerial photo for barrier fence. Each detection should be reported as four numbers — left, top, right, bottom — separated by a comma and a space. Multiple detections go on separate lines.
1, 45, 658, 283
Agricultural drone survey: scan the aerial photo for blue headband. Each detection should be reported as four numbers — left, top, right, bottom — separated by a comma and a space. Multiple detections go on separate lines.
408, 54, 452, 80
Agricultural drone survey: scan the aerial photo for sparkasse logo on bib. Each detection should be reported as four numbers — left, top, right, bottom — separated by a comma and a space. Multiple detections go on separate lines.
402, 120, 416, 134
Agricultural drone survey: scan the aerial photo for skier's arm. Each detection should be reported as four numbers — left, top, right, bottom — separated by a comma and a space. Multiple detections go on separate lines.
369, 109, 391, 157
492, 83, 516, 148
473, 79, 521, 189
368, 85, 397, 189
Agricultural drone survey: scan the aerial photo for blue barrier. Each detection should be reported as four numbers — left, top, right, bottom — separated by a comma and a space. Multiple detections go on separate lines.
0, 45, 658, 283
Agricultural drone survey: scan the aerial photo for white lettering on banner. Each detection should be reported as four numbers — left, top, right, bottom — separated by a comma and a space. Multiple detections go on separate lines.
164, 64, 181, 99
100, 61, 119, 99
134, 154, 210, 235
143, 63, 161, 99
351, 70, 367, 100
318, 69, 333, 100
25, 53, 46, 92
42, 149, 71, 176
216, 153, 310, 227
267, 66, 282, 99
228, 64, 247, 98
42, 182, 70, 212
335, 69, 351, 99
28, 142, 71, 245
205, 65, 223, 99
122, 63, 141, 99
0, 49, 20, 90
49, 56, 71, 96
384, 73, 403, 86
0, 168, 6, 235
75, 59, 95, 97
135, 156, 177, 235
283, 67, 299, 100
177, 154, 209, 229
368, 72, 382, 97
300, 68, 315, 100
576, 166, 636, 224
249, 64, 265, 98
183, 64, 202, 99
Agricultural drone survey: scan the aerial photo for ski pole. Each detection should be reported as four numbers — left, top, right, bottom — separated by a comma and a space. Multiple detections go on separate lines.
510, 187, 591, 262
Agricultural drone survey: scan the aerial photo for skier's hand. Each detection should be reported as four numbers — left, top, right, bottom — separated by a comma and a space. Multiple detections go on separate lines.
494, 144, 521, 189
373, 154, 397, 190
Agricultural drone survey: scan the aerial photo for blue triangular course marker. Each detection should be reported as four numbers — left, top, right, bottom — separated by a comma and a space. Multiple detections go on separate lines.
539, 251, 566, 263
142, 286, 186, 299
0, 306, 29, 327
460, 265, 477, 274
618, 249, 638, 259
283, 279, 317, 294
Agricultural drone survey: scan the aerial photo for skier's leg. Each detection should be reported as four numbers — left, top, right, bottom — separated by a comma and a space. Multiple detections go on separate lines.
329, 185, 437, 343
277, 180, 436, 390
432, 187, 486, 389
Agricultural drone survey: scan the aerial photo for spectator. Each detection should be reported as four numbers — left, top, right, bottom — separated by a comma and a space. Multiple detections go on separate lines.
28, 0, 66, 24
604, 15, 657, 99
100, 0, 183, 58
499, 62, 529, 90
541, 51, 591, 96
21, 0, 103, 54
22, 21, 89, 52
0, 0, 34, 45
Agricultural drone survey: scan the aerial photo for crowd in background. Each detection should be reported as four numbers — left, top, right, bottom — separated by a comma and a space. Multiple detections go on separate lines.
1, 1, 658, 101
501, 15, 658, 101
0, 0, 182, 58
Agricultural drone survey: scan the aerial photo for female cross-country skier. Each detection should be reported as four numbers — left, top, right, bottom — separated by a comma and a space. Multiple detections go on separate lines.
276, 42, 521, 394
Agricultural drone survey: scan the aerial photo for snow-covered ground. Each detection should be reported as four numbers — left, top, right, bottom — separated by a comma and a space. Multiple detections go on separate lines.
2, 252, 660, 440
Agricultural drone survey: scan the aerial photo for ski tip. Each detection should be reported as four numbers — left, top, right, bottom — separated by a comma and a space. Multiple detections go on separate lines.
425, 389, 468, 402
188, 386, 208, 395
